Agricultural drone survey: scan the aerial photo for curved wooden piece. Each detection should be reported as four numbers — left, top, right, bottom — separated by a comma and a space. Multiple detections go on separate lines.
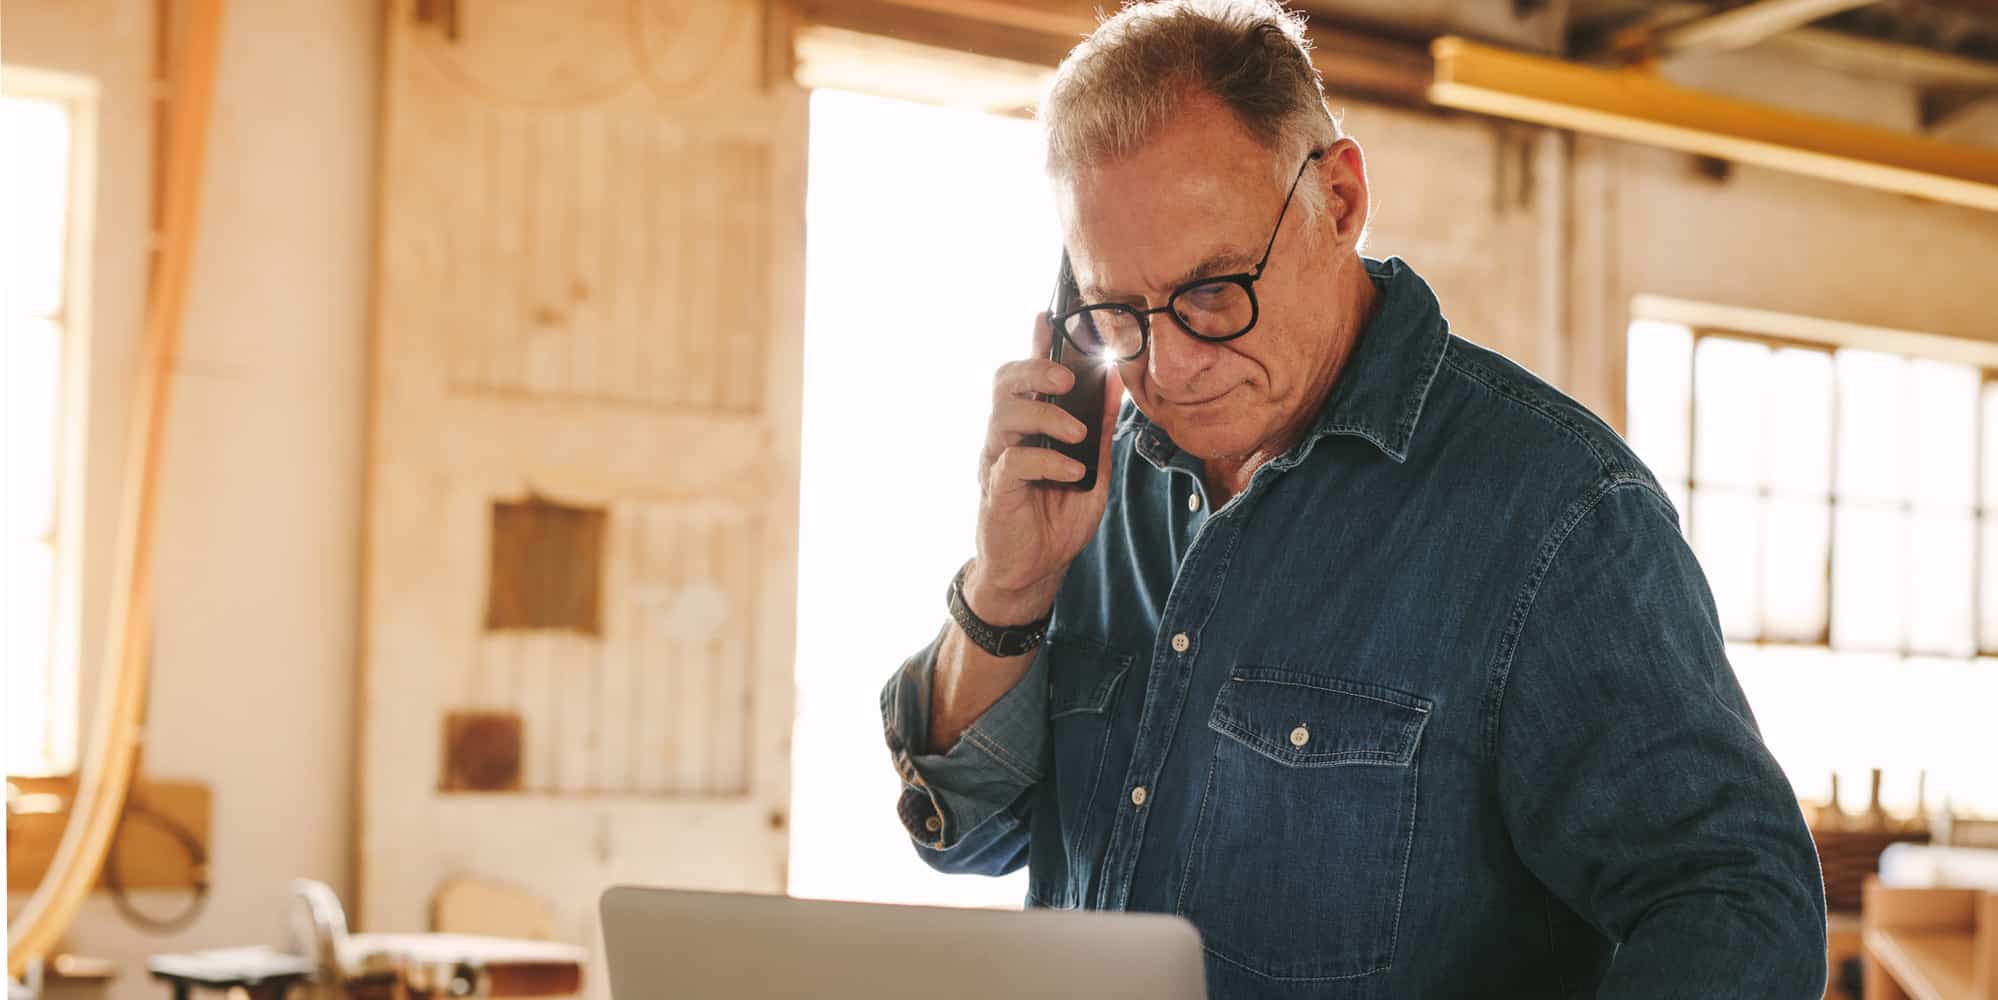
6, 0, 228, 978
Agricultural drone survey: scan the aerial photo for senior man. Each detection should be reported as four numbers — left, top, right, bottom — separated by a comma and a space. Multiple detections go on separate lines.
878, 1, 1828, 996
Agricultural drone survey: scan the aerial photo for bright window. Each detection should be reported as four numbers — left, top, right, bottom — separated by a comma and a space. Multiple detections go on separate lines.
1626, 320, 1998, 817
790, 89, 1058, 907
4, 68, 95, 777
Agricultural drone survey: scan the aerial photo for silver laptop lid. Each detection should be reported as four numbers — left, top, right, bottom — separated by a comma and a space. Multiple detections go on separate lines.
600, 886, 1207, 1000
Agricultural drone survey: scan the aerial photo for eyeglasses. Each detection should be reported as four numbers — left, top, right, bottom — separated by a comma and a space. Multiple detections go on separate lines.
1054, 149, 1324, 363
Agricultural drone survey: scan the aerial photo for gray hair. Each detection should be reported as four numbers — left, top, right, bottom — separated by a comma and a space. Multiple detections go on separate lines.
1040, 0, 1342, 214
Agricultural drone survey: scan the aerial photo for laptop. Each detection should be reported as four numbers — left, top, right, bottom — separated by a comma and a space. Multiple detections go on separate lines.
600, 886, 1208, 999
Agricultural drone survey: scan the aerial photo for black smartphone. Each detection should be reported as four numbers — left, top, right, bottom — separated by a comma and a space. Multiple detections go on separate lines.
1030, 250, 1107, 491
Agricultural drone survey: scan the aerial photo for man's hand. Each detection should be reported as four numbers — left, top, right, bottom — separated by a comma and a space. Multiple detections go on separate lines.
968, 312, 1126, 624
925, 313, 1124, 756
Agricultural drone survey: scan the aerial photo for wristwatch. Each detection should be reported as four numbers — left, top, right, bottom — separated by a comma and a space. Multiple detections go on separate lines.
946, 562, 1050, 657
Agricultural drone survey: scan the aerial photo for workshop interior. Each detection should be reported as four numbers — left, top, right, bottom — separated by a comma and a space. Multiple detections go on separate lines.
6, 0, 1998, 998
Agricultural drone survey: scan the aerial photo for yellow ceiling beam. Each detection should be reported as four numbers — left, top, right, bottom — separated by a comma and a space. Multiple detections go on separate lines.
1429, 35, 1998, 213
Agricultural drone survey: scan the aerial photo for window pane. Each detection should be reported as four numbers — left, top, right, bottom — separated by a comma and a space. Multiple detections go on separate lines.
1909, 360, 1977, 509
1625, 321, 1692, 482
1908, 514, 1973, 657
1693, 489, 1761, 640
1831, 507, 1908, 651
0, 95, 73, 318
1983, 519, 1998, 654
1836, 349, 1911, 503
1763, 348, 1833, 496
1982, 381, 1998, 512
1762, 498, 1830, 643
1695, 337, 1769, 490
3, 540, 54, 771
2, 316, 62, 538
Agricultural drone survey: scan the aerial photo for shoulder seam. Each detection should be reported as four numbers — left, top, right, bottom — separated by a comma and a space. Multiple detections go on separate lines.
1479, 476, 1668, 765
1441, 342, 1632, 478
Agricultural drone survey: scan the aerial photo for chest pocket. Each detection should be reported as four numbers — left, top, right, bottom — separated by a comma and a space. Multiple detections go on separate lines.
1175, 668, 1430, 983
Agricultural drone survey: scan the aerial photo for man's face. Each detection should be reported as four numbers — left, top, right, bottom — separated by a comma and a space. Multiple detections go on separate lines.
1057, 92, 1365, 464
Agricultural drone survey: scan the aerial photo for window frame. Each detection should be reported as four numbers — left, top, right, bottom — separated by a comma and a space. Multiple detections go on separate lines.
4, 64, 100, 778
1628, 296, 1998, 661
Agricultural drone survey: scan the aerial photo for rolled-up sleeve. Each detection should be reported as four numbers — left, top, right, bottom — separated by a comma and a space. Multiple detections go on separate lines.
880, 625, 1051, 875
1495, 480, 1827, 998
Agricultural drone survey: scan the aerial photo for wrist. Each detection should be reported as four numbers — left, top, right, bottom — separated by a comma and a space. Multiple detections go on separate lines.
962, 561, 1057, 625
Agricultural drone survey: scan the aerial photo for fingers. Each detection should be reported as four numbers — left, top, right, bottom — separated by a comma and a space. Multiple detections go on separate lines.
992, 356, 1074, 405
993, 397, 1089, 445
991, 312, 1074, 405
976, 312, 1090, 486
988, 444, 1087, 495
978, 398, 1088, 483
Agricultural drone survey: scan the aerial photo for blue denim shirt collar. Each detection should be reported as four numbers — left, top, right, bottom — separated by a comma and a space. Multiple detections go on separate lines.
1117, 255, 1448, 471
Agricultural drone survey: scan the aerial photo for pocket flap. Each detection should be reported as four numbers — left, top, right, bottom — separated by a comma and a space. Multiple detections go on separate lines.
1047, 635, 1134, 719
1209, 668, 1430, 767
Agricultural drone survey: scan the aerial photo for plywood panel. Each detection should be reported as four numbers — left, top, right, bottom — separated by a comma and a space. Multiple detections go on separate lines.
455, 503, 757, 797
424, 103, 774, 413
359, 0, 805, 978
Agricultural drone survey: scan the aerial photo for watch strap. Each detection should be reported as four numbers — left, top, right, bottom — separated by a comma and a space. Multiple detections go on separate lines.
946, 562, 1049, 657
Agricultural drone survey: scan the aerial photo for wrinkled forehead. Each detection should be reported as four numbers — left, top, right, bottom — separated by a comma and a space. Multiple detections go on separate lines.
1054, 148, 1275, 303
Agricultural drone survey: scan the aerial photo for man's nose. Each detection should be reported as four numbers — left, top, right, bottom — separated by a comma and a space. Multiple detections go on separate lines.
1147, 318, 1220, 389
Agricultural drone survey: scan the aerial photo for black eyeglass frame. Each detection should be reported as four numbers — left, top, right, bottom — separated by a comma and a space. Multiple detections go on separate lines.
1053, 148, 1325, 363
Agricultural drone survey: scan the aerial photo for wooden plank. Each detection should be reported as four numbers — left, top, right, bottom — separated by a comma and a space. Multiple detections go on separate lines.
604, 115, 645, 404
669, 512, 711, 793
1866, 880, 1982, 932
1771, 28, 1998, 90
722, 141, 772, 413
709, 517, 759, 794
569, 108, 609, 409
486, 106, 531, 394
1979, 895, 1998, 1000
1864, 929, 1978, 1000
524, 112, 569, 397
594, 505, 637, 792
637, 123, 677, 410
556, 633, 597, 792
1654, 0, 1877, 55
632, 505, 677, 794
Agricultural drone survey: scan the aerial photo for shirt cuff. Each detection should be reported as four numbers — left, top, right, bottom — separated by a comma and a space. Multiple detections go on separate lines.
880, 627, 1051, 851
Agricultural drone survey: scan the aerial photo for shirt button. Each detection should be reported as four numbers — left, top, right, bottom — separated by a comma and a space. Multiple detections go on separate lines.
1130, 786, 1148, 807
1187, 492, 1202, 512
924, 814, 942, 833
1289, 725, 1310, 748
1171, 632, 1190, 653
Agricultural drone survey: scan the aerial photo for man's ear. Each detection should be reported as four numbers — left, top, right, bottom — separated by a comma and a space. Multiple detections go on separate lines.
1322, 136, 1369, 248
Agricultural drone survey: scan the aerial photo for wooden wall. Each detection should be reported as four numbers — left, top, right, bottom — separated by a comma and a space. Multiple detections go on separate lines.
354, 2, 806, 983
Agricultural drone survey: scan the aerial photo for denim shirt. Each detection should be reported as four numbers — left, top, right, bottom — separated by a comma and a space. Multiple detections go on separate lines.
881, 258, 1827, 999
